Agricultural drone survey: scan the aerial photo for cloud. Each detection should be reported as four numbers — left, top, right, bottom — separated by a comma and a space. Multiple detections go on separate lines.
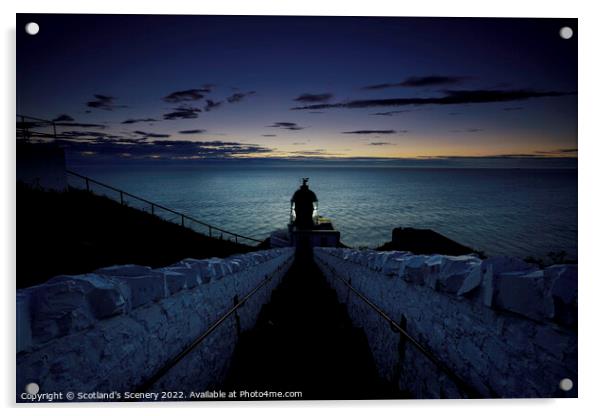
227, 91, 256, 103
152, 140, 242, 147
503, 107, 524, 111
293, 93, 333, 103
292, 149, 326, 155
371, 110, 413, 116
342, 130, 397, 134
534, 148, 578, 155
53, 137, 272, 160
163, 106, 202, 120
86, 94, 125, 111
285, 149, 343, 158
122, 118, 157, 124
450, 128, 484, 133
57, 130, 124, 141
133, 130, 171, 138
53, 114, 74, 122
291, 89, 573, 110
179, 129, 207, 134
55, 122, 106, 129
434, 153, 576, 160
363, 75, 469, 90
268, 122, 305, 131
163, 88, 211, 103
262, 134, 277, 137
369, 142, 395, 146
204, 99, 222, 112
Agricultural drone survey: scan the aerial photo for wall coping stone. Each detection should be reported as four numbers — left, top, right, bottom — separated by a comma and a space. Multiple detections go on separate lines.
17, 248, 293, 353
315, 247, 577, 326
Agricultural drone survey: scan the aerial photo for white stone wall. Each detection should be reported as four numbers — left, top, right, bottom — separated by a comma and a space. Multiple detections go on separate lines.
314, 247, 577, 399
16, 248, 294, 400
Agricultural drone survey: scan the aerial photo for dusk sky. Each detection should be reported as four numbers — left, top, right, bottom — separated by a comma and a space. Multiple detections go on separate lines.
17, 14, 577, 163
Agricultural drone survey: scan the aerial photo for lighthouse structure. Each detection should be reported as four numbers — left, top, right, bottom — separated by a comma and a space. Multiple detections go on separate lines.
270, 178, 340, 248
290, 178, 317, 228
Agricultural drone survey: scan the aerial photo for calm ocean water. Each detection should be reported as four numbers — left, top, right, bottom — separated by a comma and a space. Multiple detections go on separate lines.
69, 164, 577, 259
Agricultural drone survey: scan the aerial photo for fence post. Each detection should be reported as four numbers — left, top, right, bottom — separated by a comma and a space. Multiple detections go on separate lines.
209, 226, 212, 238
120, 191, 124, 205
151, 204, 155, 215
181, 214, 185, 227
85, 178, 90, 192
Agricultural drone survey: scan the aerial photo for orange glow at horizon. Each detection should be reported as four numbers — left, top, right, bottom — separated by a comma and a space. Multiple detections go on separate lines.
250, 131, 578, 159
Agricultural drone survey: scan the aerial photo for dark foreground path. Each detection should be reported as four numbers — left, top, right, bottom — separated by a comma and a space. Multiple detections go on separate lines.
223, 252, 402, 400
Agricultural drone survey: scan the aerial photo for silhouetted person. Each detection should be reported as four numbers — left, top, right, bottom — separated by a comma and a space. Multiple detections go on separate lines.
291, 178, 317, 229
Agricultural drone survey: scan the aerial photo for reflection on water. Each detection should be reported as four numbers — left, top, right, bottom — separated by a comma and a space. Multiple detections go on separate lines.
70, 164, 577, 259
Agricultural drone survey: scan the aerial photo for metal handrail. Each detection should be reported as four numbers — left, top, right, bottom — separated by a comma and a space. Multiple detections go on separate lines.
17, 114, 102, 141
17, 114, 57, 140
134, 262, 286, 394
319, 259, 488, 399
16, 113, 263, 244
65, 170, 263, 245
17, 114, 55, 123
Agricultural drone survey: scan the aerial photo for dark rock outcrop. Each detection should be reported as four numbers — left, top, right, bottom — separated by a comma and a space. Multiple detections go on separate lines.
377, 227, 478, 257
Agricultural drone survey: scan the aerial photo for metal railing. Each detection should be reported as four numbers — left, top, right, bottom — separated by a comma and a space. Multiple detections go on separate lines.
17, 114, 58, 140
66, 170, 264, 245
16, 114, 263, 245
17, 113, 109, 141
134, 261, 288, 394
318, 258, 488, 399
138, 255, 485, 398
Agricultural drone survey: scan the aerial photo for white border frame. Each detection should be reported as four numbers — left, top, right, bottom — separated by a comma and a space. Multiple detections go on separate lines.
2, 1, 599, 415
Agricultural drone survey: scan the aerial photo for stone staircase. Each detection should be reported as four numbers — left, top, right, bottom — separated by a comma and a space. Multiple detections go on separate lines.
223, 253, 403, 399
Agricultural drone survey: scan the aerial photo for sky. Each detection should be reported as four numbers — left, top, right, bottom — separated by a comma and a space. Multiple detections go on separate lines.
17, 14, 577, 165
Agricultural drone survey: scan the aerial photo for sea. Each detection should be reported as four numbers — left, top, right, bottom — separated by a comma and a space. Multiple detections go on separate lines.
68, 163, 577, 260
